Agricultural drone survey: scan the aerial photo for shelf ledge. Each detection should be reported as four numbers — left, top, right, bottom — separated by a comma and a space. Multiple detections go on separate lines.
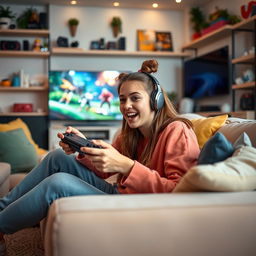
0, 112, 48, 116
51, 47, 190, 58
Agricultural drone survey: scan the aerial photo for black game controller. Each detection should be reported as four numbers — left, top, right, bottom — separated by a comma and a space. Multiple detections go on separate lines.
61, 133, 102, 154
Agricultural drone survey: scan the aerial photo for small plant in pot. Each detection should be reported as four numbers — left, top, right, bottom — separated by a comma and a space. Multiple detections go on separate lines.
16, 7, 39, 29
189, 7, 207, 40
0, 5, 16, 29
68, 18, 79, 37
110, 16, 122, 38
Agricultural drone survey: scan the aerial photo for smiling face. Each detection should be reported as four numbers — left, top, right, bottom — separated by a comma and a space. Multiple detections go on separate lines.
119, 80, 155, 137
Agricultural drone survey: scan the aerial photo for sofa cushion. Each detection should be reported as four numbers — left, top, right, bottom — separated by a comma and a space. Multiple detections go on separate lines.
190, 114, 228, 149
233, 132, 252, 149
174, 146, 256, 192
0, 118, 47, 156
218, 118, 256, 147
0, 128, 38, 173
197, 132, 234, 165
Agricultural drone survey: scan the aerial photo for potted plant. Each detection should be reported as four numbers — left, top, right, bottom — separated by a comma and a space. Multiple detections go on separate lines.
189, 7, 207, 40
16, 7, 39, 29
68, 18, 79, 37
0, 5, 16, 29
110, 16, 122, 38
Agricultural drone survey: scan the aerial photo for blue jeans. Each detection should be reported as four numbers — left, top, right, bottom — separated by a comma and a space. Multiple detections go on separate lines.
0, 149, 119, 234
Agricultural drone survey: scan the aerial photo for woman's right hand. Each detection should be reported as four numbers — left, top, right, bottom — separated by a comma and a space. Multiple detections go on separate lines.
57, 126, 86, 155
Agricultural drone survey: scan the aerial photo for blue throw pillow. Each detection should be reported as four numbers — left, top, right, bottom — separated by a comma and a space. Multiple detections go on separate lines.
198, 132, 234, 165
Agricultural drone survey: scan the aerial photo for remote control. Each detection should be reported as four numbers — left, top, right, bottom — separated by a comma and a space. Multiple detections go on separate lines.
61, 133, 102, 154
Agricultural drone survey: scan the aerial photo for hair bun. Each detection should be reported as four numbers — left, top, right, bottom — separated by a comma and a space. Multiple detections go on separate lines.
140, 59, 158, 73
116, 72, 129, 81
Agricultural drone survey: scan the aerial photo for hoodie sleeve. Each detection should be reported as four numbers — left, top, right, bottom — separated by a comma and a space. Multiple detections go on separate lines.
118, 122, 200, 193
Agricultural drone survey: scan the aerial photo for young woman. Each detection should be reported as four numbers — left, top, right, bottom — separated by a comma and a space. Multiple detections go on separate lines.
0, 59, 200, 252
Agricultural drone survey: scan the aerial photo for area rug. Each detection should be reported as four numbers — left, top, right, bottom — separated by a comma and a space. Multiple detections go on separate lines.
4, 227, 44, 256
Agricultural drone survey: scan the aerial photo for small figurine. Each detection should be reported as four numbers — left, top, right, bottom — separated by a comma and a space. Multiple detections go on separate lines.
33, 38, 41, 51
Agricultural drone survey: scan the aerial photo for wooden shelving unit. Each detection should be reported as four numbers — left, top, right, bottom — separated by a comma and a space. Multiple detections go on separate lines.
232, 53, 254, 64
0, 112, 48, 116
0, 86, 48, 91
182, 25, 232, 50
231, 16, 256, 118
0, 51, 50, 57
0, 29, 49, 37
182, 16, 256, 119
51, 47, 190, 58
232, 81, 255, 89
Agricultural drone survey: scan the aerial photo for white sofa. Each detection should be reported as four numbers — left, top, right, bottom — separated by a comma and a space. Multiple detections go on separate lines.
42, 116, 256, 256
1, 116, 256, 256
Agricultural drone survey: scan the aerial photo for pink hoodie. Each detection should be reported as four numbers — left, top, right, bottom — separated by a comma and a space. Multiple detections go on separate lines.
77, 121, 200, 194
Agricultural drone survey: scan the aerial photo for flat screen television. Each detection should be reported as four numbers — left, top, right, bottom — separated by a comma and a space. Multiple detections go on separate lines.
184, 46, 229, 99
48, 70, 123, 121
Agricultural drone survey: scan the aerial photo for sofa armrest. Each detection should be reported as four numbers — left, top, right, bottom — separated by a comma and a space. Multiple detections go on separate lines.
0, 162, 11, 196
44, 192, 256, 256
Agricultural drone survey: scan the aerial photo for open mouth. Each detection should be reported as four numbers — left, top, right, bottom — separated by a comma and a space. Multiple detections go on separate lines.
126, 112, 138, 121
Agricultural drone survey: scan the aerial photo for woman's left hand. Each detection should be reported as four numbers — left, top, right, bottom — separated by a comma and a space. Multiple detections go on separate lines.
80, 140, 134, 176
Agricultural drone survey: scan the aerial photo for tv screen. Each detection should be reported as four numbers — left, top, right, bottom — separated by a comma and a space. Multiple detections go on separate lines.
48, 70, 123, 121
184, 46, 229, 99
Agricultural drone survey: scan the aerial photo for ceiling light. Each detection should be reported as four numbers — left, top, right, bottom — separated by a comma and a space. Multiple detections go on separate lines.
152, 3, 159, 8
113, 2, 120, 7
176, 0, 182, 3
70, 0, 77, 4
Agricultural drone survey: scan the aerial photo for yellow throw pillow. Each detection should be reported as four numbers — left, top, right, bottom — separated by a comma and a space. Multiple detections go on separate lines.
191, 115, 228, 149
0, 118, 47, 156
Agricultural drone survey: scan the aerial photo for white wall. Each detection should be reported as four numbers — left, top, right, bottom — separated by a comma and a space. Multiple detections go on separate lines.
49, 5, 185, 95
0, 4, 186, 113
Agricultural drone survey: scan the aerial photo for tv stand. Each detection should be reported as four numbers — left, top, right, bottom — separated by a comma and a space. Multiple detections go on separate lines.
49, 121, 121, 150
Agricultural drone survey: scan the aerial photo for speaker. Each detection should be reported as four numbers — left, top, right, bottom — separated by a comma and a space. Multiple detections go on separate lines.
57, 37, 69, 47
118, 37, 126, 50
141, 72, 164, 111
0, 40, 20, 50
39, 12, 48, 29
23, 40, 29, 51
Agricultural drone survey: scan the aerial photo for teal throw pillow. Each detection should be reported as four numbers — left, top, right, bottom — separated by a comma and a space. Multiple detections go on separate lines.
233, 132, 252, 150
198, 132, 234, 165
0, 128, 38, 173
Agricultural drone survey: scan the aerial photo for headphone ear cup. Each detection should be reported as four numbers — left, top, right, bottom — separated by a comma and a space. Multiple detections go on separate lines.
150, 90, 157, 110
151, 85, 164, 111
155, 90, 164, 110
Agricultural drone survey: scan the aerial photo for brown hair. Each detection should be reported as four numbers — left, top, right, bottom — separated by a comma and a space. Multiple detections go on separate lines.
117, 59, 193, 166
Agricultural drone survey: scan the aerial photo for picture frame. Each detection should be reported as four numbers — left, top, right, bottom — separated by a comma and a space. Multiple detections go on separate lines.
137, 30, 173, 52
155, 31, 173, 51
90, 41, 100, 50
137, 30, 156, 51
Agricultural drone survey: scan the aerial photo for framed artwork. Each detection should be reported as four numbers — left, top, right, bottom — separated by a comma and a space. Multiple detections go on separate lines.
137, 30, 173, 51
137, 30, 156, 51
155, 31, 173, 51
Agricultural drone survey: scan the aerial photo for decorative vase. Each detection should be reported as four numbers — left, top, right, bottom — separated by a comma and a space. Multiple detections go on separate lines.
69, 25, 77, 37
0, 17, 11, 29
112, 26, 119, 38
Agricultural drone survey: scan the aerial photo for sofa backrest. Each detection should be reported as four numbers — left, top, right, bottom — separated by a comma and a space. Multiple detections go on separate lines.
218, 118, 256, 147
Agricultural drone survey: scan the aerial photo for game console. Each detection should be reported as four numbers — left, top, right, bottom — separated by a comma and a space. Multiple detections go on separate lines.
61, 133, 102, 154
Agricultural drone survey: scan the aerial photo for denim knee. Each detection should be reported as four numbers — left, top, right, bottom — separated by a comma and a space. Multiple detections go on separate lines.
43, 173, 77, 203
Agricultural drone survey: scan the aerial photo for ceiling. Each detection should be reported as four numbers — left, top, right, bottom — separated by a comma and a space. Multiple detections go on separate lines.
2, 0, 211, 11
